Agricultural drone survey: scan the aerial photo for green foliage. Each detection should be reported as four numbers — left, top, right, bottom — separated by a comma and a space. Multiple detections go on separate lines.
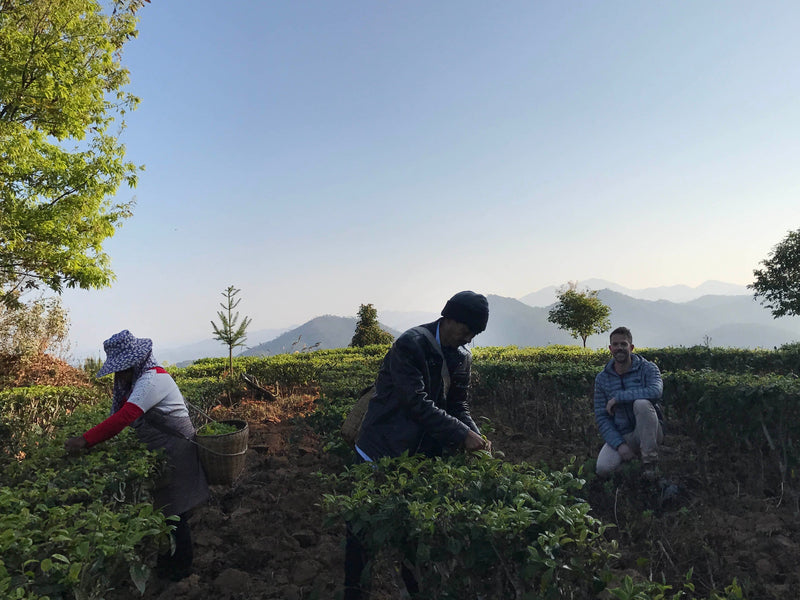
172, 347, 384, 400
1, 401, 169, 599
0, 297, 69, 357
323, 453, 616, 599
664, 370, 800, 489
210, 285, 253, 374
606, 573, 744, 600
82, 356, 105, 379
637, 345, 800, 375
471, 359, 599, 445
0, 385, 105, 458
0, 0, 149, 306
350, 303, 394, 347
547, 282, 612, 347
750, 227, 800, 318
197, 421, 239, 436
170, 375, 229, 412
473, 344, 608, 364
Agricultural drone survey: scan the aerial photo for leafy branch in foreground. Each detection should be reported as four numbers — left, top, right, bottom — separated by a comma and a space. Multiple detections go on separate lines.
750, 227, 800, 318
0, 0, 150, 307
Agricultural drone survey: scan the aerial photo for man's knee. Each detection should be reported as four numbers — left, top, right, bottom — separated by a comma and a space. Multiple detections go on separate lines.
595, 444, 620, 477
596, 462, 615, 478
633, 399, 658, 421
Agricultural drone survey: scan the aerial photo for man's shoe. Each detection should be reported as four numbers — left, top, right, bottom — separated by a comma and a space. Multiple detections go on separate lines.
641, 462, 660, 482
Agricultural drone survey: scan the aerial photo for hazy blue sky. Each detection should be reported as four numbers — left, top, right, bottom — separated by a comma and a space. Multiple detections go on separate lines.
61, 1, 800, 356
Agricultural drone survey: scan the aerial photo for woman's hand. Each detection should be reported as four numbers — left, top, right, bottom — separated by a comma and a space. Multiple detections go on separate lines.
65, 436, 88, 454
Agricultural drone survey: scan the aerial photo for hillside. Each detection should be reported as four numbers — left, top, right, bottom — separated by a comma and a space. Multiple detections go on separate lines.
594, 291, 800, 349
475, 295, 575, 347
520, 279, 751, 307
164, 289, 800, 365
241, 294, 800, 358
241, 315, 401, 356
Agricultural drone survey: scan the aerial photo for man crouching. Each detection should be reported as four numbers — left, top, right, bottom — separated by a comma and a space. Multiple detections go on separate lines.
594, 326, 663, 478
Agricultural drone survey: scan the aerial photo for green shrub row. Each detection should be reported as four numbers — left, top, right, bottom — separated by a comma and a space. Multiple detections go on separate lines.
0, 386, 106, 460
1, 402, 169, 600
474, 344, 800, 375
473, 345, 608, 365
664, 371, 800, 480
324, 452, 616, 599
638, 344, 800, 375
322, 453, 744, 600
173, 346, 387, 381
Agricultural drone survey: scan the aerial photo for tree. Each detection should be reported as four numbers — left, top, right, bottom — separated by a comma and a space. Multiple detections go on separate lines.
750, 228, 800, 318
0, 295, 69, 357
547, 282, 611, 347
0, 0, 149, 308
211, 286, 252, 373
350, 303, 394, 347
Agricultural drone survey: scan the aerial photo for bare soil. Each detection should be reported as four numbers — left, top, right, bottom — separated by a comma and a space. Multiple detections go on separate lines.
6, 355, 797, 599
135, 394, 799, 600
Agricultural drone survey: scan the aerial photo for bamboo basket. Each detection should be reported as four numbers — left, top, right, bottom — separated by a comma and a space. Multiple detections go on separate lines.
196, 419, 249, 485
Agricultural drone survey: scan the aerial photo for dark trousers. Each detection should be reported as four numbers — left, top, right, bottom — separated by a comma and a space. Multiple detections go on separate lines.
344, 525, 420, 599
343, 454, 419, 599
157, 511, 193, 581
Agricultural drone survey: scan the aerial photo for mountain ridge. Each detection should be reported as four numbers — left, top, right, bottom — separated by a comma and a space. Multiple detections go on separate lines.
161, 282, 797, 364
519, 279, 750, 307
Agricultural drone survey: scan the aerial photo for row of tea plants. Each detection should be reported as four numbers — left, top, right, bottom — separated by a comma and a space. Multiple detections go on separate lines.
4, 342, 797, 598
0, 386, 170, 600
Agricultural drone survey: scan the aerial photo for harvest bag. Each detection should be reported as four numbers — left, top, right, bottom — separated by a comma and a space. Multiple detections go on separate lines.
340, 326, 450, 448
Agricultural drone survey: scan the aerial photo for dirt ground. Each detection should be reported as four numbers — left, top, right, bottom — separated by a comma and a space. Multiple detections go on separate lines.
6, 355, 798, 599
137, 396, 347, 600
133, 394, 800, 600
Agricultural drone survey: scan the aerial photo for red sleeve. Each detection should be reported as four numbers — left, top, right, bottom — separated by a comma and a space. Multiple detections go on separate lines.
83, 402, 144, 447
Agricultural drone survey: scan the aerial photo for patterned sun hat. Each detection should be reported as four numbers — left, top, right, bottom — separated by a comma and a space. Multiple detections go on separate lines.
96, 330, 153, 378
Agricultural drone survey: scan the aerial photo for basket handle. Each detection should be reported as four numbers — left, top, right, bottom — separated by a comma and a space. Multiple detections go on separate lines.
186, 400, 217, 424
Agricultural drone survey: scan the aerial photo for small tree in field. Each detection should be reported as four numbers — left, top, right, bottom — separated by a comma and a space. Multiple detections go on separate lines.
750, 228, 800, 318
547, 282, 611, 347
350, 304, 394, 347
211, 285, 252, 373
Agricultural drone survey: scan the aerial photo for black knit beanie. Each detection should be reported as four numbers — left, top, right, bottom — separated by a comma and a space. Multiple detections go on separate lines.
441, 291, 489, 334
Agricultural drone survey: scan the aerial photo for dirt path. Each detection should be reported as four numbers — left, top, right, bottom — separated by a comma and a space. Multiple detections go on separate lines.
139, 411, 345, 600
137, 398, 800, 600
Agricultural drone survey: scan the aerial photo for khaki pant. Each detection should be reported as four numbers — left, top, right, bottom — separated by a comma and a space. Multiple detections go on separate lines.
596, 399, 663, 477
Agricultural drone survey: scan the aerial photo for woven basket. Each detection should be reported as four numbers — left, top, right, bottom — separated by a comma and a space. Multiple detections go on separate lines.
341, 384, 376, 447
196, 419, 249, 485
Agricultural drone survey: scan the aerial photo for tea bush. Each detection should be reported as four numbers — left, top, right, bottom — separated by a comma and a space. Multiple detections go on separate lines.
323, 452, 616, 599
1, 402, 169, 599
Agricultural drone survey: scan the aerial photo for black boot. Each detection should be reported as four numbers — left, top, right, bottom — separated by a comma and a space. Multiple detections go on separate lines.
157, 513, 193, 581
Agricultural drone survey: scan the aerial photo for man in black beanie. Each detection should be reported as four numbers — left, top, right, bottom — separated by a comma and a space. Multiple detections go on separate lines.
344, 290, 491, 599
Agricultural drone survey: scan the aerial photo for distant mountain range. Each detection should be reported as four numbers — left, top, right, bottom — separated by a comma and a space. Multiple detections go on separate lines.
240, 316, 402, 357
157, 327, 290, 366
519, 279, 750, 307
159, 281, 800, 365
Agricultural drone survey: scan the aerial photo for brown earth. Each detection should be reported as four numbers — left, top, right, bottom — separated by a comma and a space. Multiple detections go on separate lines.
5, 355, 798, 599
134, 394, 800, 600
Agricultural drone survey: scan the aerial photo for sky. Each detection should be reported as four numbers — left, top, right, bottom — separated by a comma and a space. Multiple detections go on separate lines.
60, 1, 800, 358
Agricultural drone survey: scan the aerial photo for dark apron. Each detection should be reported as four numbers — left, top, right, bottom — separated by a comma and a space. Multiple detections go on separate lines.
134, 413, 209, 516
